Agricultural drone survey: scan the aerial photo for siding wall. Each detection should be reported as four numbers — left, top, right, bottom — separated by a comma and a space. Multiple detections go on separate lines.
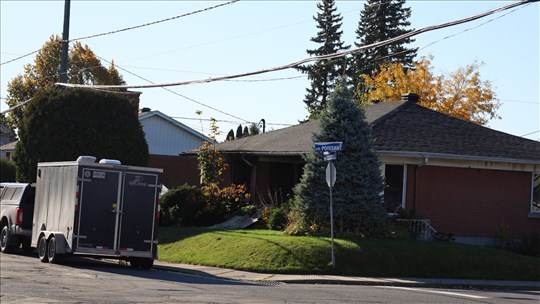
141, 116, 204, 156
406, 165, 539, 239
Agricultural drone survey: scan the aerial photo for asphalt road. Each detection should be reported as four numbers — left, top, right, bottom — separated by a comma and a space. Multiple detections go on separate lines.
1, 252, 538, 304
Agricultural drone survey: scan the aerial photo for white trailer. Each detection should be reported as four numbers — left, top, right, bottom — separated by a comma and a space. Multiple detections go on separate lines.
31, 156, 162, 269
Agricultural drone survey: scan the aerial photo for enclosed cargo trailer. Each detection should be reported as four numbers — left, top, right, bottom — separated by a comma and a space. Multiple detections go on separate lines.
31, 156, 162, 269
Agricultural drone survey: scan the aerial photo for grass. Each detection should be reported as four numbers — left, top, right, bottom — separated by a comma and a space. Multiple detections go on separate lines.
158, 227, 540, 281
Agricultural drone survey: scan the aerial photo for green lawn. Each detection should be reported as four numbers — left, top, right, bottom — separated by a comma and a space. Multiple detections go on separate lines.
158, 227, 540, 281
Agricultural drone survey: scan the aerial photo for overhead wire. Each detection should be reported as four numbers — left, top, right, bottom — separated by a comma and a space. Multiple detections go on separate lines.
95, 55, 250, 123
0, 0, 240, 66
55, 0, 537, 90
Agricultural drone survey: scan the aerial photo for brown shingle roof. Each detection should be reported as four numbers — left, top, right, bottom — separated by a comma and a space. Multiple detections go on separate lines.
217, 101, 540, 163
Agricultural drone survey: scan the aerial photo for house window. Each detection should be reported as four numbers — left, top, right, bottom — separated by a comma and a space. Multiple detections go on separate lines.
383, 164, 406, 214
532, 173, 540, 214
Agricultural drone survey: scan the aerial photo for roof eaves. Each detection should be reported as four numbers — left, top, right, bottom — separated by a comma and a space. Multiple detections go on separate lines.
377, 150, 540, 165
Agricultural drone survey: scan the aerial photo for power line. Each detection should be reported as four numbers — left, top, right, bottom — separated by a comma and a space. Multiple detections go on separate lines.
521, 130, 540, 137
56, 0, 537, 90
95, 56, 250, 123
0, 0, 240, 66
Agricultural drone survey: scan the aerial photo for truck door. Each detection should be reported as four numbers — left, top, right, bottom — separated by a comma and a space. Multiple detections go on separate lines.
118, 172, 159, 254
77, 169, 121, 252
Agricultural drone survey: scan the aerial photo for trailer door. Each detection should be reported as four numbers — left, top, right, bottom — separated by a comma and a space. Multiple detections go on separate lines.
118, 172, 159, 255
77, 169, 121, 252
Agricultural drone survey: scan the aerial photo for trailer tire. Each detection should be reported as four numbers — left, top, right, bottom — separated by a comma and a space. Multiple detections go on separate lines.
47, 236, 62, 263
130, 257, 153, 270
38, 236, 48, 263
1, 225, 18, 253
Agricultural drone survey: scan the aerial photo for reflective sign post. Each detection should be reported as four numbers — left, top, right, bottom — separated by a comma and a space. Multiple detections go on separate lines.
315, 142, 342, 269
326, 161, 336, 268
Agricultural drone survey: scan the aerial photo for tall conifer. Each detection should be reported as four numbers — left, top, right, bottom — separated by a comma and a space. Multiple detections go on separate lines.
297, 0, 350, 120
352, 0, 417, 87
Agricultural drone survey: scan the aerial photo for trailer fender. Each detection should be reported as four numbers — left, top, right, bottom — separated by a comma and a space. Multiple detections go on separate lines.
40, 231, 67, 254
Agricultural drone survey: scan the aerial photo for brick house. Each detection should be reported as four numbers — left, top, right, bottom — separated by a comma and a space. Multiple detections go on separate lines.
215, 94, 540, 245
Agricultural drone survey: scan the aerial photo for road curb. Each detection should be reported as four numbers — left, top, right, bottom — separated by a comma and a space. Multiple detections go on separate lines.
153, 263, 540, 291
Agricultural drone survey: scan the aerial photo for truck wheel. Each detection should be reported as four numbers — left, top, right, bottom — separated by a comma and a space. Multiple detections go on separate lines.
38, 236, 49, 263
47, 236, 61, 263
0, 225, 18, 253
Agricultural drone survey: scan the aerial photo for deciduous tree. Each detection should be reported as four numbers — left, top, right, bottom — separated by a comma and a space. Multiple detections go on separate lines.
5, 35, 124, 129
359, 56, 500, 125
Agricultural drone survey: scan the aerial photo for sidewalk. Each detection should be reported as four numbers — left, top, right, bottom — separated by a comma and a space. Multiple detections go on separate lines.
153, 261, 540, 291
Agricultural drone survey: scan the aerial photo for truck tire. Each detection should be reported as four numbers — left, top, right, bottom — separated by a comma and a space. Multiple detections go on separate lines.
1, 225, 18, 253
38, 236, 49, 263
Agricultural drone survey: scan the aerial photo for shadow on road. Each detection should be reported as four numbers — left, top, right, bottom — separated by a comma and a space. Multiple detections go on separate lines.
14, 250, 257, 286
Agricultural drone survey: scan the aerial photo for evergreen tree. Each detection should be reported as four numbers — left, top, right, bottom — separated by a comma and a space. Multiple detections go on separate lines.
14, 88, 148, 182
352, 0, 417, 86
297, 0, 350, 120
243, 126, 249, 137
5, 35, 124, 130
293, 81, 387, 236
236, 125, 243, 139
226, 129, 235, 141
249, 122, 260, 135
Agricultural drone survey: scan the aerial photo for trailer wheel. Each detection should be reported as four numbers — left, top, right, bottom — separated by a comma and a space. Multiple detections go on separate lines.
129, 258, 154, 270
0, 225, 18, 253
38, 236, 48, 263
47, 236, 62, 263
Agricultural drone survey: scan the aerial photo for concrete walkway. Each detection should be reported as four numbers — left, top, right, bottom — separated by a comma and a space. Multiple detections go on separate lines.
153, 261, 540, 291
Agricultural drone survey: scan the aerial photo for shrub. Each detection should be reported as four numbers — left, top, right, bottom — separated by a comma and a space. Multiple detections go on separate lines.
267, 207, 288, 230
160, 184, 203, 227
0, 158, 17, 182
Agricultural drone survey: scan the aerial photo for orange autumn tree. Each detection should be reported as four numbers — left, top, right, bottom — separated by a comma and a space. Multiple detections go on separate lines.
358, 56, 500, 125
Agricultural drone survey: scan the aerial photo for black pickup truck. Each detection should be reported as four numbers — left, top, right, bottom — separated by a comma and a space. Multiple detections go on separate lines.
0, 183, 35, 253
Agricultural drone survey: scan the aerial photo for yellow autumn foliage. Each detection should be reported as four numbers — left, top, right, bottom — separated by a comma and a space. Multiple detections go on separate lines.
359, 56, 500, 125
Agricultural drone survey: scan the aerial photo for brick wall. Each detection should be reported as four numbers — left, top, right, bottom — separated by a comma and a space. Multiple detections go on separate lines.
407, 165, 538, 239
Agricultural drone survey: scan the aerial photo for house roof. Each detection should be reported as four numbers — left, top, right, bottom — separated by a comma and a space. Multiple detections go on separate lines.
216, 99, 540, 164
0, 140, 17, 151
138, 110, 211, 142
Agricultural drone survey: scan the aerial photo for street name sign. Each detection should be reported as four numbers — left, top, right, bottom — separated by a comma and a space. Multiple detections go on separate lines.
314, 142, 343, 152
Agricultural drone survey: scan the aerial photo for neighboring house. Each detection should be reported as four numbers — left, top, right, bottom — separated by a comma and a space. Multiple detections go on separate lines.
0, 141, 17, 161
215, 94, 540, 245
0, 123, 17, 160
139, 109, 210, 188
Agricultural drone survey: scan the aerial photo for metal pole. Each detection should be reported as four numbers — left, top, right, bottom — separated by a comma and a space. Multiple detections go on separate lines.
60, 0, 71, 83
329, 162, 335, 268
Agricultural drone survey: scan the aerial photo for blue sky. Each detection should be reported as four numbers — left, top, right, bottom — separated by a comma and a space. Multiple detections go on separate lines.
1, 1, 538, 142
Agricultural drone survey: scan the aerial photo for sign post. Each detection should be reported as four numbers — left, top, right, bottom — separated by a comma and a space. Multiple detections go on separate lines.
315, 142, 342, 268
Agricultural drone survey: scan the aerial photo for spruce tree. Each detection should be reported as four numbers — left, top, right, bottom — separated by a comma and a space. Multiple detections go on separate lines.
293, 81, 387, 236
297, 0, 350, 120
226, 129, 235, 141
352, 0, 417, 85
236, 125, 243, 139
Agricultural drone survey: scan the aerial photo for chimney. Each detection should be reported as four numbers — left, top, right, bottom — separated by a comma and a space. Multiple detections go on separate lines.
401, 93, 419, 104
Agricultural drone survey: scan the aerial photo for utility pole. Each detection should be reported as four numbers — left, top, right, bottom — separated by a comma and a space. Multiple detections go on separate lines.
59, 0, 71, 83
